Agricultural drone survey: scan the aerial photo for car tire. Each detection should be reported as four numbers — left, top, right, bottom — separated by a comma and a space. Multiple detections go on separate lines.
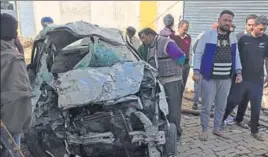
162, 123, 177, 157
24, 129, 48, 157
25, 128, 67, 157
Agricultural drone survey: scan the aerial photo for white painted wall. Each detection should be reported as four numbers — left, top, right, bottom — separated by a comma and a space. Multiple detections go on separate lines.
156, 1, 184, 33
20, 1, 184, 37
31, 1, 140, 36
32, 1, 61, 34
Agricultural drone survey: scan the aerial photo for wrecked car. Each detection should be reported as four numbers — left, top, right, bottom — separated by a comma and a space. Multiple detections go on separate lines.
25, 21, 177, 157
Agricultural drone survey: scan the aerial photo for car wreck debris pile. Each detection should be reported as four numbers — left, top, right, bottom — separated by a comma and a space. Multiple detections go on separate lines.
25, 21, 177, 157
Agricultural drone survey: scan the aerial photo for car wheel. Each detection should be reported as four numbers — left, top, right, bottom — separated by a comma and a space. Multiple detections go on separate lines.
24, 128, 48, 157
25, 128, 67, 157
162, 123, 177, 157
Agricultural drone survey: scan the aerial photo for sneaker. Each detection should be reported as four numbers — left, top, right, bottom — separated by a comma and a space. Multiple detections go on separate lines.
225, 116, 235, 125
192, 103, 198, 110
251, 133, 265, 141
236, 122, 249, 129
199, 132, 208, 141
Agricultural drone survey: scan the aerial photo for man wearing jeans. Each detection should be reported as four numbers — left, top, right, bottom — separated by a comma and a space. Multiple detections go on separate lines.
193, 10, 242, 141
223, 15, 268, 141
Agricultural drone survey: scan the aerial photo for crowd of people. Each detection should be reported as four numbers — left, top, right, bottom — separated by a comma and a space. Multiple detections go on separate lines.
126, 10, 268, 142
0, 8, 267, 157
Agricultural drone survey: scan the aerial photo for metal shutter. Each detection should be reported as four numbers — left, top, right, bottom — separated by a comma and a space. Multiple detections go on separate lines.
183, 1, 268, 40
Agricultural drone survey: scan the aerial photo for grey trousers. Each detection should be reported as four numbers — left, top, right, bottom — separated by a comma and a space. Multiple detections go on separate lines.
164, 80, 183, 136
200, 78, 232, 132
182, 63, 190, 92
193, 79, 201, 104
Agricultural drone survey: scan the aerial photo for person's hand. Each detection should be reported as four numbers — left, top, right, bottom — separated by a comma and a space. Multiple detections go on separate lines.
235, 73, 243, 83
192, 73, 200, 82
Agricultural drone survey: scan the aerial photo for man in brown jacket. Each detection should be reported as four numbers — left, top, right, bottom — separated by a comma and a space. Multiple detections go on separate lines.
1, 13, 33, 155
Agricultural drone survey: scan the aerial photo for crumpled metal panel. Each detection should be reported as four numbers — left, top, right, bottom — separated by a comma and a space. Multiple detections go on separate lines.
36, 21, 125, 46
56, 61, 145, 110
31, 53, 54, 112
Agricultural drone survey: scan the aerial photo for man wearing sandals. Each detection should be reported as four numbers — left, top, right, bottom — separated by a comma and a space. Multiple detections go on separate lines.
223, 15, 268, 141
193, 10, 242, 141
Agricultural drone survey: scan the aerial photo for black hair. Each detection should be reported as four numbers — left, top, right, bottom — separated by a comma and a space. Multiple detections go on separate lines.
219, 10, 235, 18
245, 14, 257, 23
0, 13, 18, 41
255, 15, 268, 26
126, 26, 136, 36
138, 28, 157, 37
178, 20, 189, 27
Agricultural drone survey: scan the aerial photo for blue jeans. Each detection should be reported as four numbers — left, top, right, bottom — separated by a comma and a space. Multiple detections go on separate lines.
193, 79, 201, 105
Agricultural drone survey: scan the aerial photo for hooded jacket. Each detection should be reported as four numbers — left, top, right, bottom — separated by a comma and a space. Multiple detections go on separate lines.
1, 40, 33, 134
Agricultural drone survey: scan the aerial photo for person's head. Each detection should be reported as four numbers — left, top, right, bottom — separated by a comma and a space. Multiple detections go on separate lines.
245, 14, 257, 33
163, 14, 174, 28
0, 13, 18, 41
138, 28, 157, 46
252, 15, 268, 37
41, 16, 54, 28
218, 10, 234, 32
126, 26, 136, 38
177, 20, 189, 36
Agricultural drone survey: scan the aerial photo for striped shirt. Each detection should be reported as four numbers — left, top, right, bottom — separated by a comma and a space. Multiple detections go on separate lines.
211, 33, 233, 79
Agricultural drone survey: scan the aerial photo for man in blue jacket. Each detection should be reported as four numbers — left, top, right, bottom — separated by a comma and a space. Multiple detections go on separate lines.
193, 10, 242, 141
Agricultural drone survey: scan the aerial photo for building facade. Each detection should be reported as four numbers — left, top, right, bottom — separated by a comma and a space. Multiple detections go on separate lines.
184, 1, 268, 39
9, 1, 268, 38
14, 1, 183, 38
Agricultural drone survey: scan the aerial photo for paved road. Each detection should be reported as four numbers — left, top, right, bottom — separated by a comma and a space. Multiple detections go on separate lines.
178, 92, 268, 157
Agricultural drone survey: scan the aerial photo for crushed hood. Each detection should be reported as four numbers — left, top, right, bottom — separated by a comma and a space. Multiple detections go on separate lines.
56, 61, 145, 110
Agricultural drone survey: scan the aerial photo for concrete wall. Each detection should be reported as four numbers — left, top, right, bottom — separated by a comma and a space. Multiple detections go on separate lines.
17, 1, 184, 37
17, 1, 36, 38
156, 1, 184, 33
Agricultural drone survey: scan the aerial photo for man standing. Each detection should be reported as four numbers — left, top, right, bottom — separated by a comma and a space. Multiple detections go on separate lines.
236, 14, 257, 41
159, 14, 175, 37
138, 28, 186, 138
193, 10, 242, 141
223, 15, 268, 141
1, 13, 33, 156
125, 26, 140, 50
224, 14, 258, 126
170, 20, 191, 92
